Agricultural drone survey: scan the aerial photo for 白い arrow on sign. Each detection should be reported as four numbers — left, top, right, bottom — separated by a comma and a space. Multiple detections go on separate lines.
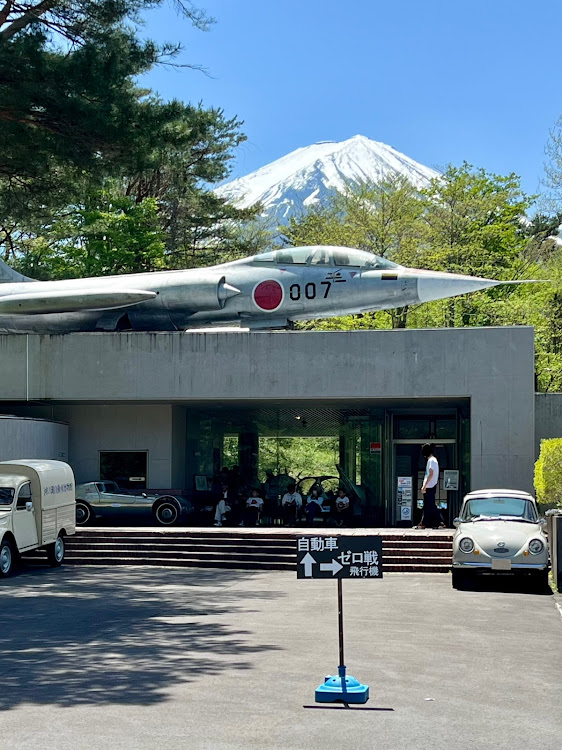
299, 552, 316, 577
320, 559, 343, 576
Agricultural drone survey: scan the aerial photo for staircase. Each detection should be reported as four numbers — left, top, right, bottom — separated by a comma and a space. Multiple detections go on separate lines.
25, 528, 452, 573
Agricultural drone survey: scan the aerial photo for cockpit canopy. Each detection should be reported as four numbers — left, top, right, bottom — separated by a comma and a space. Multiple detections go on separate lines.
252, 245, 400, 270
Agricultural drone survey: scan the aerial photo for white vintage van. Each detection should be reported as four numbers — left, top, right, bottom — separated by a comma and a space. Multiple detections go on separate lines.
0, 459, 76, 577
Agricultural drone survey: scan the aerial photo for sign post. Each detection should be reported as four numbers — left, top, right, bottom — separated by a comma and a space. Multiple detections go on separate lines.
297, 534, 383, 704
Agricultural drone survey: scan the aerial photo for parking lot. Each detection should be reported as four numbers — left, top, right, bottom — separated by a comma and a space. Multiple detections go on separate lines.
1, 566, 561, 750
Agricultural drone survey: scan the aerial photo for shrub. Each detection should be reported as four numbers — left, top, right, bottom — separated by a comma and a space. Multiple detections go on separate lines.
535, 438, 562, 507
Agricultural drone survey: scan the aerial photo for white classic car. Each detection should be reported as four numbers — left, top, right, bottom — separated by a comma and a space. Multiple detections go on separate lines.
452, 489, 549, 590
75, 481, 194, 526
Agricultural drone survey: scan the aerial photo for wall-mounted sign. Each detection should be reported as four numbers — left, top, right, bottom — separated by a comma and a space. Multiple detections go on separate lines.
443, 470, 459, 491
370, 442, 382, 454
397, 476, 413, 522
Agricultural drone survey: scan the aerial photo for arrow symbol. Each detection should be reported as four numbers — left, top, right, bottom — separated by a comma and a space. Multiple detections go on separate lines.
320, 558, 343, 576
300, 552, 317, 577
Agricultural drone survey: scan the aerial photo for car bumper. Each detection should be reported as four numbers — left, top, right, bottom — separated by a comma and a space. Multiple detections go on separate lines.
452, 561, 548, 573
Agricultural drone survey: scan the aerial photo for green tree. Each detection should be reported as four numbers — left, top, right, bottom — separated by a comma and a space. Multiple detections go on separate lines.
0, 1, 260, 274
535, 438, 562, 507
284, 175, 425, 329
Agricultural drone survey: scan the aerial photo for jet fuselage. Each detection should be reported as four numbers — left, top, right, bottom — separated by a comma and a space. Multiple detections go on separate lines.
0, 246, 504, 333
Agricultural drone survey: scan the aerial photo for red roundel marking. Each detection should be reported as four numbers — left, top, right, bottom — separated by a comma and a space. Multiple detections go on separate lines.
253, 280, 283, 311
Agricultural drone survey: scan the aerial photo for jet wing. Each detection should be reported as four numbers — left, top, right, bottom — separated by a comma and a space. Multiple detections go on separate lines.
0, 289, 156, 315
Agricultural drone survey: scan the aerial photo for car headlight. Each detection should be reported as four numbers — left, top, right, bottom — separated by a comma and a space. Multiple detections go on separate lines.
459, 537, 474, 553
528, 539, 544, 555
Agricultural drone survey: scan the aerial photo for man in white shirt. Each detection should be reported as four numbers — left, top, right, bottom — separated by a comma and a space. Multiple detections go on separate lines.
280, 482, 302, 526
419, 443, 445, 529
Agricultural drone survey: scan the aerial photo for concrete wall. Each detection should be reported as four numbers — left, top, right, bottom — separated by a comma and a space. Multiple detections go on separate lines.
54, 405, 174, 486
0, 327, 536, 492
535, 393, 562, 456
0, 415, 68, 462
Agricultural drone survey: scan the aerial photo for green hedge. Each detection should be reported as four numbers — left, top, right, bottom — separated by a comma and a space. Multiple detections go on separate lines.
535, 438, 562, 508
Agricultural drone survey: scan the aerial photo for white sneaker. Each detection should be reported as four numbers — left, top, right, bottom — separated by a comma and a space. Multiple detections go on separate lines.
214, 522, 222, 526
239, 522, 245, 526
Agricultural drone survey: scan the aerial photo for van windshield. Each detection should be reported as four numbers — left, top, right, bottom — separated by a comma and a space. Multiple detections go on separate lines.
0, 488, 15, 505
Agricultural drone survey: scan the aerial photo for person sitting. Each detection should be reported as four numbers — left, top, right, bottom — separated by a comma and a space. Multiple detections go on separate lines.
214, 482, 233, 526
305, 487, 325, 525
334, 488, 350, 527
241, 488, 264, 526
280, 482, 302, 526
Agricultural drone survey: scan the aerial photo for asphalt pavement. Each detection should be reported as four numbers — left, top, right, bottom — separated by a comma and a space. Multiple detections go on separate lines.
0, 565, 560, 750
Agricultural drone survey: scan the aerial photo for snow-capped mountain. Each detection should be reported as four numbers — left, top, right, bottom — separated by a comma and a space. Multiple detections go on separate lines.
216, 134, 439, 220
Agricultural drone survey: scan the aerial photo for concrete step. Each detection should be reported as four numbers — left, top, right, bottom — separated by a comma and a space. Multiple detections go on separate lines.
23, 528, 454, 573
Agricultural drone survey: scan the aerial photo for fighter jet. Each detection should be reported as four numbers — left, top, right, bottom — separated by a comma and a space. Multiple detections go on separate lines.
0, 245, 526, 333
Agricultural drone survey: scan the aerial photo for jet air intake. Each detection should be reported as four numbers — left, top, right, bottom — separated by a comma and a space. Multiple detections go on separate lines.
164, 275, 241, 312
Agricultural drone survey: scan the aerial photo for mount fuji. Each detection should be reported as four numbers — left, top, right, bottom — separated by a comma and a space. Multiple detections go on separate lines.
216, 135, 440, 221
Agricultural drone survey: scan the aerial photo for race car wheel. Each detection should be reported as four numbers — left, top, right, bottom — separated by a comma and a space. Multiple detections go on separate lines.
46, 534, 65, 567
154, 498, 180, 526
0, 538, 15, 577
75, 501, 92, 526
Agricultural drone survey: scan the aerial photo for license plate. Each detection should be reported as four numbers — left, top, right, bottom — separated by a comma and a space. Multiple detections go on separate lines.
491, 558, 512, 571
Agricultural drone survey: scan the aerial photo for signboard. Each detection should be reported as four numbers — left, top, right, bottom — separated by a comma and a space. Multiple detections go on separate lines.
297, 536, 383, 579
369, 442, 381, 454
397, 476, 413, 521
443, 470, 459, 491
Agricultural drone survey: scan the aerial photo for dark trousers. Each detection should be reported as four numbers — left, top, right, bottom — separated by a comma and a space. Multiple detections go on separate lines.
282, 502, 298, 525
244, 506, 260, 525
422, 485, 442, 528
306, 502, 321, 524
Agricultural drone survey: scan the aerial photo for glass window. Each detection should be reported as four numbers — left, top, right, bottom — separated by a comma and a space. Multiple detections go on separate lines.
0, 487, 14, 505
331, 247, 400, 269
436, 419, 456, 439
253, 251, 276, 263
310, 247, 332, 266
275, 248, 311, 265
16, 482, 32, 510
100, 451, 148, 490
462, 497, 537, 522
395, 418, 430, 440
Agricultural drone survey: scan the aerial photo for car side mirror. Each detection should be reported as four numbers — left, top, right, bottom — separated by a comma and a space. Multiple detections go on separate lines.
453, 517, 461, 528
538, 518, 547, 526
142, 493, 147, 498
25, 501, 33, 512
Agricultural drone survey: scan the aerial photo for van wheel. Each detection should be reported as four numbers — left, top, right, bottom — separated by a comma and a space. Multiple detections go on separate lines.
0, 538, 15, 577
154, 498, 180, 526
75, 501, 92, 526
46, 535, 65, 567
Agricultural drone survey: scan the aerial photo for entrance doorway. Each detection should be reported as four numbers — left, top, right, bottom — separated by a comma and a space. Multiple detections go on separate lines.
393, 441, 457, 527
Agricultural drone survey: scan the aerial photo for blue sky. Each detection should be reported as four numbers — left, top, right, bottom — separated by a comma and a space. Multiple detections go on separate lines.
141, 0, 562, 199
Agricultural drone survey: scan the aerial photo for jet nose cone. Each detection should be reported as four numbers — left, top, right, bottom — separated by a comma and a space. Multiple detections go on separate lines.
416, 271, 501, 304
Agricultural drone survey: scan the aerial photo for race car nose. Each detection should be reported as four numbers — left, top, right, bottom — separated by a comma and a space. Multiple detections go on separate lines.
416, 271, 501, 304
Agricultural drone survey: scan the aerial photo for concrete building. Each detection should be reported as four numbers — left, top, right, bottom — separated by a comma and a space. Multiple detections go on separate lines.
0, 326, 550, 527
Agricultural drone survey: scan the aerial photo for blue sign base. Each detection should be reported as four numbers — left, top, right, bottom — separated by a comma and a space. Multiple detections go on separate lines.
315, 667, 369, 704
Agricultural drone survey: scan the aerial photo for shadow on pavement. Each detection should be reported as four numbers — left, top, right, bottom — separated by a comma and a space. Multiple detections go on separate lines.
0, 566, 282, 710
459, 575, 553, 596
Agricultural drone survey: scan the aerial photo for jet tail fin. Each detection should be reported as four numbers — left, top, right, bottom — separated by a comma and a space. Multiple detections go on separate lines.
0, 257, 33, 283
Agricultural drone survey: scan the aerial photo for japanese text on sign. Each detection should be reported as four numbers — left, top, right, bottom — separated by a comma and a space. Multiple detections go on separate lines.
297, 535, 383, 579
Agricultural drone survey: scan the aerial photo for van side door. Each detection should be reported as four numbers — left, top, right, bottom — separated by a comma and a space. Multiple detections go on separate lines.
13, 482, 39, 550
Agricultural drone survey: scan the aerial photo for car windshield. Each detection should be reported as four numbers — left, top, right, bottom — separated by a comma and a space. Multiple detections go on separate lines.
462, 496, 537, 522
101, 481, 120, 493
0, 487, 14, 505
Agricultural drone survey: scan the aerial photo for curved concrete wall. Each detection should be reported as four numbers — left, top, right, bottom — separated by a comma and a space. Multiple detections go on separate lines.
0, 416, 68, 462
